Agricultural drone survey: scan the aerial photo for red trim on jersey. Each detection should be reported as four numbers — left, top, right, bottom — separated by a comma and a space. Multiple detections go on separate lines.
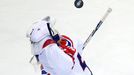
59, 35, 76, 62
61, 35, 74, 47
42, 39, 55, 49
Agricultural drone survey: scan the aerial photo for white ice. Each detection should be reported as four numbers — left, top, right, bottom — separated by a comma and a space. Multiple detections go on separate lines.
0, 0, 134, 75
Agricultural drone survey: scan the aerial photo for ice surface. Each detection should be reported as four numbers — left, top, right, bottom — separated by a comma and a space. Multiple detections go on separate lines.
0, 0, 134, 75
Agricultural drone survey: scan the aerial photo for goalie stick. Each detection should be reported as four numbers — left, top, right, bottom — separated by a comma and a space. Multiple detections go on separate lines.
82, 8, 112, 49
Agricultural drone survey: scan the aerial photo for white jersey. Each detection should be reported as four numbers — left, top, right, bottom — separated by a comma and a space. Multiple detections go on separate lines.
31, 36, 73, 75
31, 36, 92, 75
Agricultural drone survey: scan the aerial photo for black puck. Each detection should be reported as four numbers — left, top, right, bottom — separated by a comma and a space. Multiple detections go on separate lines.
74, 0, 84, 8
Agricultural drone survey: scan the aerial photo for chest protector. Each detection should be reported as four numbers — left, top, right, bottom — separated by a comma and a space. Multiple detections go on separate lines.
42, 35, 76, 61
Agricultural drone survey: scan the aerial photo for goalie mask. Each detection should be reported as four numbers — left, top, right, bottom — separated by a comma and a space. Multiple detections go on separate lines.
26, 16, 55, 43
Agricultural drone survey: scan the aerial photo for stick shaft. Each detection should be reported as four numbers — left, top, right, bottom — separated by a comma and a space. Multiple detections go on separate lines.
82, 8, 112, 49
